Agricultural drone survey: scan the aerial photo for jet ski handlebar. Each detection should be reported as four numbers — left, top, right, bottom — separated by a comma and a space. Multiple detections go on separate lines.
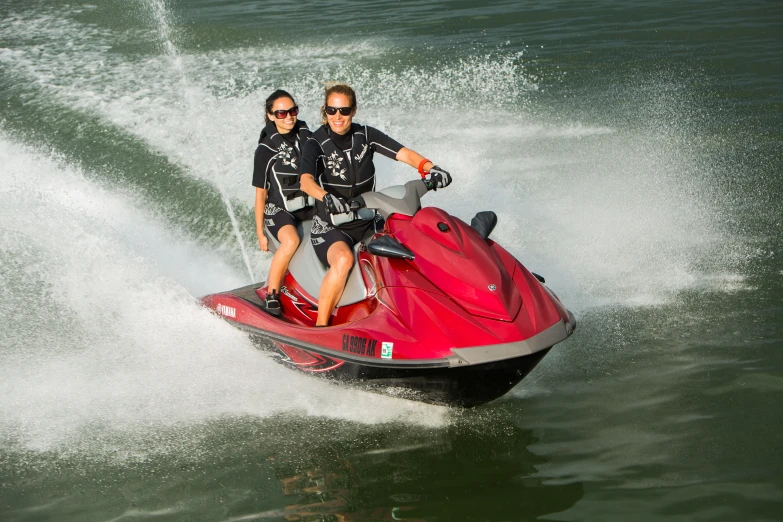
348, 196, 366, 212
351, 179, 434, 221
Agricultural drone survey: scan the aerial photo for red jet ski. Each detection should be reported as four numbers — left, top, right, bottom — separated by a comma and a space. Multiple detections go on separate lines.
201, 180, 575, 407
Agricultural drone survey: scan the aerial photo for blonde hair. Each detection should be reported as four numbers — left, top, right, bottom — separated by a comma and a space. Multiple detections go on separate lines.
320, 84, 357, 124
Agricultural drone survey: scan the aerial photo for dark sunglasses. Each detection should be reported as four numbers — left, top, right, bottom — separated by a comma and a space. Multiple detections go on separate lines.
272, 106, 299, 119
325, 106, 353, 116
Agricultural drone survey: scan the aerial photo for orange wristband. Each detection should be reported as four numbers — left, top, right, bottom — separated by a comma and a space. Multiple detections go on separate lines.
417, 158, 431, 178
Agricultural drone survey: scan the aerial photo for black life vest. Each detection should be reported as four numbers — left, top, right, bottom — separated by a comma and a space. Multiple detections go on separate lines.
310, 124, 377, 224
258, 120, 313, 211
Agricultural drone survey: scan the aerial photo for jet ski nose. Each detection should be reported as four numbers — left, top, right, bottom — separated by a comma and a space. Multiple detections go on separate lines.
399, 207, 522, 321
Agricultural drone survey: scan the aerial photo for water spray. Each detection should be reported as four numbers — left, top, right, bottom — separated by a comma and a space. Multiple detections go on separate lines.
141, 0, 257, 282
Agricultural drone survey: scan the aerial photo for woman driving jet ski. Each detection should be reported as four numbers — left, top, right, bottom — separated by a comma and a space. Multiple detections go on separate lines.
300, 84, 452, 326
253, 89, 314, 316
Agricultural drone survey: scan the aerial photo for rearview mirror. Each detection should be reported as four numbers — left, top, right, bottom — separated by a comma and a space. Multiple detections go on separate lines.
366, 235, 414, 260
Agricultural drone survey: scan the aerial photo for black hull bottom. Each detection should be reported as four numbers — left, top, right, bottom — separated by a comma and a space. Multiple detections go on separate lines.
252, 335, 550, 407
342, 350, 551, 407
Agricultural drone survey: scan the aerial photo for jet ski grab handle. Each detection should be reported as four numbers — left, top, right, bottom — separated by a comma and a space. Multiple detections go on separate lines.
351, 179, 432, 221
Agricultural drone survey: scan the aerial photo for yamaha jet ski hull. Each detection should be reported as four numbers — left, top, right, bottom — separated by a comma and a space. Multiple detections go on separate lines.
206, 282, 568, 407
201, 180, 575, 407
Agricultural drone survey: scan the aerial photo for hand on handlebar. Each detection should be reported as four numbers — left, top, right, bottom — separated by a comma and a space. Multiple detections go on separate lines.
324, 193, 351, 214
348, 195, 366, 212
425, 166, 452, 191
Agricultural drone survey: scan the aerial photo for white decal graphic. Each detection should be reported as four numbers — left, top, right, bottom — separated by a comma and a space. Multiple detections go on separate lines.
265, 203, 283, 215
327, 151, 347, 181
311, 215, 334, 235
381, 342, 394, 359
355, 143, 368, 162
276, 142, 297, 169
362, 262, 378, 296
280, 286, 299, 302
216, 304, 236, 318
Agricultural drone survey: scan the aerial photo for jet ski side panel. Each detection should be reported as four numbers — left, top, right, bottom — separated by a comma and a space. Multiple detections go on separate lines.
201, 283, 571, 407
201, 282, 569, 367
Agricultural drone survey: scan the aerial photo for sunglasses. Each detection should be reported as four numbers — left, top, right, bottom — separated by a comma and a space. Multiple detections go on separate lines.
325, 106, 353, 116
272, 106, 299, 119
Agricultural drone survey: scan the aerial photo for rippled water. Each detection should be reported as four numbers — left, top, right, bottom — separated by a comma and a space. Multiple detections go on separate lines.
1, 1, 782, 520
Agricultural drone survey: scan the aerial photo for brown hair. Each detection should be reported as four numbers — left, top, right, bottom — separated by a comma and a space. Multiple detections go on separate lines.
264, 89, 295, 124
320, 84, 357, 124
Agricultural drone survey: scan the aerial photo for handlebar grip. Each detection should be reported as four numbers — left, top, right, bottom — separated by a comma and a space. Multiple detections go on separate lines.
349, 195, 366, 211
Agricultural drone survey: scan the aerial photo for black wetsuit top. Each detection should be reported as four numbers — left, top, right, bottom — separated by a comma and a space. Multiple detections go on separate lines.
300, 123, 404, 225
252, 120, 311, 209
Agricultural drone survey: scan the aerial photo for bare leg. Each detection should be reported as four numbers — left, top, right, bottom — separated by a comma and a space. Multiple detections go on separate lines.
316, 241, 354, 326
266, 224, 300, 291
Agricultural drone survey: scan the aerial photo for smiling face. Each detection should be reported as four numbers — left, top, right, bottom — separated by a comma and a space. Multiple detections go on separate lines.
268, 97, 297, 134
325, 92, 355, 135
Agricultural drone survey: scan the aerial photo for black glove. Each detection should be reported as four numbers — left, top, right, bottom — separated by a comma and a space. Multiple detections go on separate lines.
426, 166, 452, 190
323, 193, 351, 214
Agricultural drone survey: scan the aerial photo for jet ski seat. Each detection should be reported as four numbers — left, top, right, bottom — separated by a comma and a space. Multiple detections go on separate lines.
262, 182, 428, 307
264, 221, 368, 306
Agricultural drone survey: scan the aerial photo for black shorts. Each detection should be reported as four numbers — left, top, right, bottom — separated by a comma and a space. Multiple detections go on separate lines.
264, 204, 314, 241
310, 214, 384, 267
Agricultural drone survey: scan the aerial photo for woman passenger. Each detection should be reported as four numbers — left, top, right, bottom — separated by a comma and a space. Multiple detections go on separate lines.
253, 89, 314, 316
300, 84, 452, 326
